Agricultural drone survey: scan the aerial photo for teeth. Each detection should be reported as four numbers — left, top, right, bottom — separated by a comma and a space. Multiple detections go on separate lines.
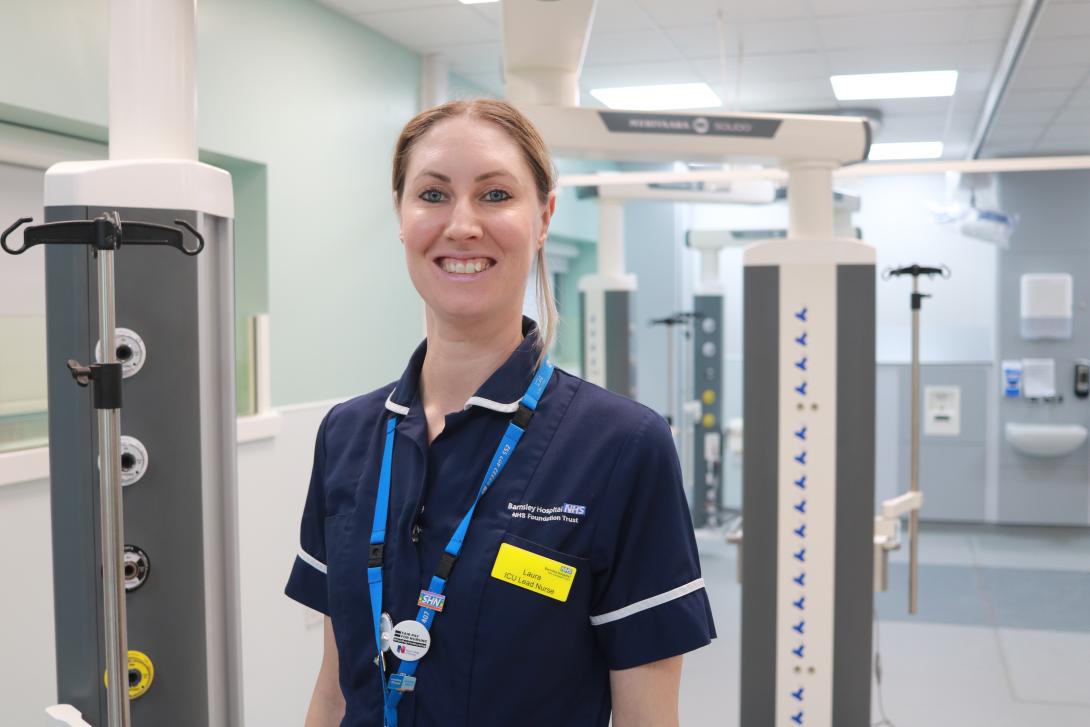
440, 258, 492, 274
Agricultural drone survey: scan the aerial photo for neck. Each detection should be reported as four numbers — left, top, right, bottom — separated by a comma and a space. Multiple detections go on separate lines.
420, 311, 525, 417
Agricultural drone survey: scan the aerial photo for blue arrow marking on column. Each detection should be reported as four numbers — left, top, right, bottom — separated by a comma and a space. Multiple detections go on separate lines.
793, 572, 806, 587
793, 524, 806, 538
795, 356, 808, 371
795, 307, 808, 322
793, 596, 805, 610
794, 475, 807, 489
794, 451, 807, 465
794, 381, 808, 396
791, 710, 804, 724
794, 425, 807, 440
791, 688, 805, 702
793, 620, 805, 635
794, 547, 806, 562
795, 332, 808, 346
792, 644, 805, 658
794, 499, 807, 514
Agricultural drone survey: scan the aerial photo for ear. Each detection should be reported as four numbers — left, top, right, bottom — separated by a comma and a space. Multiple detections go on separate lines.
537, 192, 557, 250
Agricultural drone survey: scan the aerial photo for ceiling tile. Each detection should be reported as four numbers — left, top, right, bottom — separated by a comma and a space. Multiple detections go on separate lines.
963, 4, 1018, 42
593, 0, 658, 32
736, 77, 838, 108
354, 6, 498, 52
817, 10, 971, 49
465, 2, 500, 26
1033, 2, 1090, 38
1020, 36, 1090, 67
434, 42, 502, 75
636, 0, 810, 29
1039, 122, 1090, 141
811, 0, 979, 15
584, 29, 686, 65
1034, 137, 1090, 154
579, 61, 704, 90
825, 42, 1001, 75
690, 52, 829, 84
991, 109, 1060, 126
1069, 84, 1090, 108
1053, 107, 1090, 125
985, 124, 1043, 144
661, 25, 740, 59
1007, 64, 1089, 92
875, 113, 950, 140
999, 89, 1071, 111
735, 19, 824, 54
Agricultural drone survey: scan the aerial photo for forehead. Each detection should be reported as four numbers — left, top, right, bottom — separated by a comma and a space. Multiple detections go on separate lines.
405, 116, 531, 180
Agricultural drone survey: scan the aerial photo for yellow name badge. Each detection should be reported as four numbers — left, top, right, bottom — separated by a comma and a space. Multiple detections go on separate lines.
490, 543, 577, 603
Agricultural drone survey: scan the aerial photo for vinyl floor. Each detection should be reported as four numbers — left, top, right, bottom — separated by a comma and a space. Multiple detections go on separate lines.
678, 522, 1090, 727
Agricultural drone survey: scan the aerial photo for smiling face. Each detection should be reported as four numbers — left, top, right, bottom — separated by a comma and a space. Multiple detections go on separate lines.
397, 115, 554, 330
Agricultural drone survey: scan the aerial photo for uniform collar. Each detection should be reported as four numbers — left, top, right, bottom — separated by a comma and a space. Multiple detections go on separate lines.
385, 317, 542, 416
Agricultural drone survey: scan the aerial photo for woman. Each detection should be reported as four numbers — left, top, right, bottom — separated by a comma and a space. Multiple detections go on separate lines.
285, 99, 715, 727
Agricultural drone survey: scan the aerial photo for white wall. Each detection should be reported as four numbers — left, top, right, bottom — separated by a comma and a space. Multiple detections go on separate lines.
0, 404, 330, 725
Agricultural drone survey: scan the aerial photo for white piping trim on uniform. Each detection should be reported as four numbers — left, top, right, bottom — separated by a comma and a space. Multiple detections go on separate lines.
384, 392, 410, 416
297, 548, 328, 575
588, 578, 705, 627
463, 396, 520, 413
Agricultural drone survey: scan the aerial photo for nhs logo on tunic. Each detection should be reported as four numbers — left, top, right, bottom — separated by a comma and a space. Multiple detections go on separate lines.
562, 503, 587, 516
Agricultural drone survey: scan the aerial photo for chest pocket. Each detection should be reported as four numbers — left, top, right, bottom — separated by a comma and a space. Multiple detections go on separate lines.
466, 533, 603, 725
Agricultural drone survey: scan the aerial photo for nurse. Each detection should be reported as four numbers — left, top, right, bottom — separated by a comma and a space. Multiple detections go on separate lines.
286, 99, 715, 727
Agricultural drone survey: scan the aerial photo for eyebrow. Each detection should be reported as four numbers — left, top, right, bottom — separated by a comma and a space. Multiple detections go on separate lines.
419, 170, 514, 183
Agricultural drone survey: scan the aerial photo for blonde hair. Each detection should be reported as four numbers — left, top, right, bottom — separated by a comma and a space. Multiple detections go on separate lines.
392, 99, 558, 368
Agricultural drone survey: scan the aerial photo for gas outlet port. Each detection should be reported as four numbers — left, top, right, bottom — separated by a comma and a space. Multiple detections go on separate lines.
124, 545, 150, 592
119, 435, 148, 487
95, 327, 146, 378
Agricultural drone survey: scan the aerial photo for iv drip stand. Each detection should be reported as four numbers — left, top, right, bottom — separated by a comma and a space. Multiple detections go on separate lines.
2, 212, 203, 727
883, 263, 949, 615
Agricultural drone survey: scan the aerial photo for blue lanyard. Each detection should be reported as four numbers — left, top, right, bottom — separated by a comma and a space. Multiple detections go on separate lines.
367, 358, 555, 727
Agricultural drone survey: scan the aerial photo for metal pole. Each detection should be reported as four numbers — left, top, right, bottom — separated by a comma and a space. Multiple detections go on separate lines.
666, 324, 675, 426
97, 247, 131, 727
909, 276, 920, 615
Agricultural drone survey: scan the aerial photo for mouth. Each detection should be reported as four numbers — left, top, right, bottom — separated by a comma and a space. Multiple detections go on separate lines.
435, 256, 496, 276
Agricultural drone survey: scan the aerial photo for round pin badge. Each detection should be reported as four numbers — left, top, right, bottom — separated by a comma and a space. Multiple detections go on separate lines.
390, 619, 431, 662
380, 612, 395, 652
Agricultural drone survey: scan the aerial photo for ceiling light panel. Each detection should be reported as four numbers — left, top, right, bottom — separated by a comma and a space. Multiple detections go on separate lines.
831, 70, 958, 100
867, 142, 944, 160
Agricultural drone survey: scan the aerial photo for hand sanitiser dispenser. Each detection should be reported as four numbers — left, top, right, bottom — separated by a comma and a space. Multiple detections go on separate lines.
1021, 273, 1073, 340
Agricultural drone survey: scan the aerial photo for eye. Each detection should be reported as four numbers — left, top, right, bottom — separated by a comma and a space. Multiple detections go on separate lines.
483, 189, 512, 202
419, 188, 446, 203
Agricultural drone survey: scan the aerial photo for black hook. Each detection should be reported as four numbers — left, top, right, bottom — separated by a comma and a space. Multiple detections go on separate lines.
1, 217, 34, 254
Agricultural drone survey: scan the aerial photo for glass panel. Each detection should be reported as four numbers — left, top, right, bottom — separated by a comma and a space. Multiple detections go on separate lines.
0, 314, 48, 453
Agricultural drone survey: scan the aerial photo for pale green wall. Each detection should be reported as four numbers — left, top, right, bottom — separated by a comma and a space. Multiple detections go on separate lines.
0, 0, 423, 406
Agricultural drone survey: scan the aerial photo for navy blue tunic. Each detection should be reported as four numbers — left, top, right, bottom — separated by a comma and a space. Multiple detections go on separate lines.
286, 322, 715, 726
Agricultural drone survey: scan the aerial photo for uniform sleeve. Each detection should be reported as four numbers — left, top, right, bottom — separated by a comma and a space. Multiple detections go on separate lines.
284, 410, 332, 615
589, 410, 716, 670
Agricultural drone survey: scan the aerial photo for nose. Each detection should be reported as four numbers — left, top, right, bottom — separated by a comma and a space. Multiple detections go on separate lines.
443, 197, 483, 241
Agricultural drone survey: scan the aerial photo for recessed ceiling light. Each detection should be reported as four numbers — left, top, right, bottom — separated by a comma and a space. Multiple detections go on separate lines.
590, 83, 721, 111
868, 142, 944, 161
831, 71, 958, 101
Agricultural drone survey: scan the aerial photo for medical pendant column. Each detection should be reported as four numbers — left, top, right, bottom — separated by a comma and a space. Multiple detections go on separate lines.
741, 159, 876, 727
43, 1, 241, 725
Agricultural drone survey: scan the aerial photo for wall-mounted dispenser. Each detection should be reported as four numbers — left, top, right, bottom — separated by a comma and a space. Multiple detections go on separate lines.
1021, 273, 1073, 340
1075, 360, 1089, 399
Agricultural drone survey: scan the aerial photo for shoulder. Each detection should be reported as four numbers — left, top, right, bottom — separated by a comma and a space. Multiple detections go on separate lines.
319, 381, 398, 449
554, 367, 673, 454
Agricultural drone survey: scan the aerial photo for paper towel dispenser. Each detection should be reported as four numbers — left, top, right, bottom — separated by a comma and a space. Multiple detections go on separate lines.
1021, 273, 1073, 340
